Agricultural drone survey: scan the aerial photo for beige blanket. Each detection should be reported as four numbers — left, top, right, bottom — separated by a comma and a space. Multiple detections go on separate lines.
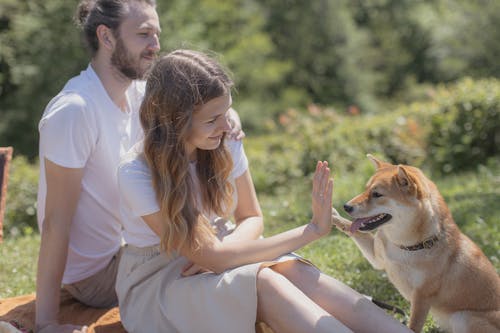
0, 290, 273, 333
0, 290, 124, 333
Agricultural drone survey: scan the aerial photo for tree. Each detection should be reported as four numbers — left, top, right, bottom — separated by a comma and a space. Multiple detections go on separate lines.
158, 0, 291, 131
0, 0, 87, 159
259, 0, 379, 112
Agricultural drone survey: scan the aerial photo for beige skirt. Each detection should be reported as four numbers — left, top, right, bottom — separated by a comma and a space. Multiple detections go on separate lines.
115, 243, 305, 333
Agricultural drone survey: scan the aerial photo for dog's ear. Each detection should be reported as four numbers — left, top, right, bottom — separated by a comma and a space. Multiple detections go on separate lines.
367, 154, 391, 170
396, 166, 424, 198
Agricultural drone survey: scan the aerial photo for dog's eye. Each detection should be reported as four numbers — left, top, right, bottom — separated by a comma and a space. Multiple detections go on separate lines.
372, 191, 383, 198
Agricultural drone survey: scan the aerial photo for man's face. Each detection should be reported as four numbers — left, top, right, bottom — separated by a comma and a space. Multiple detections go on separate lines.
111, 1, 161, 80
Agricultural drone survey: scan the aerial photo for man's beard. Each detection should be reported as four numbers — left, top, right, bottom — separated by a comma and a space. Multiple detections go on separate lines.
111, 37, 153, 80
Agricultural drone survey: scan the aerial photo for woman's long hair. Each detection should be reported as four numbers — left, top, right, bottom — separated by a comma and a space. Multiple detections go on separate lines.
140, 50, 234, 254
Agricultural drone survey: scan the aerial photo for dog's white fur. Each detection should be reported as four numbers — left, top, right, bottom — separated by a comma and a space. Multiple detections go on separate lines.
332, 155, 500, 333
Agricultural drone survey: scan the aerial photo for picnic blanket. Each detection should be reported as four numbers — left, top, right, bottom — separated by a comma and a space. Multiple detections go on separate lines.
0, 289, 124, 333
0, 290, 273, 333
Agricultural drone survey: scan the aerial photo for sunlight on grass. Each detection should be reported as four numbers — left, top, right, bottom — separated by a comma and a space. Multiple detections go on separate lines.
0, 234, 39, 298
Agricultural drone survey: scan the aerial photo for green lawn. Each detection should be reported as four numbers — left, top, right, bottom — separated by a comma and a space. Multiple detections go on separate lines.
0, 160, 498, 333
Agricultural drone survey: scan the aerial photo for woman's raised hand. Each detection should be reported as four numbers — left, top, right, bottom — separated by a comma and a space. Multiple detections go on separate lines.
310, 161, 334, 236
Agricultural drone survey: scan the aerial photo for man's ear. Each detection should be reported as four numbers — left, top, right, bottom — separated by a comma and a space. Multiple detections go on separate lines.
367, 154, 391, 170
96, 24, 115, 50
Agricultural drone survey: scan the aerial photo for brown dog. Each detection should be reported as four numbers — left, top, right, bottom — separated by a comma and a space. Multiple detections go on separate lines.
332, 154, 500, 333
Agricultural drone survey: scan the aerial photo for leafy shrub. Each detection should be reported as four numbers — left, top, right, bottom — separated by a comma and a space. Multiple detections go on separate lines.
3, 156, 38, 237
245, 103, 432, 198
426, 78, 500, 174
247, 78, 499, 189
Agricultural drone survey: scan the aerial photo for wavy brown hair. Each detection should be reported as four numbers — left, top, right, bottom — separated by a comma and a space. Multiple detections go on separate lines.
140, 50, 234, 254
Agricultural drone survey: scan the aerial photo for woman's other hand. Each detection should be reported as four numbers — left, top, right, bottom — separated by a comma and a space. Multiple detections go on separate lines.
181, 261, 211, 276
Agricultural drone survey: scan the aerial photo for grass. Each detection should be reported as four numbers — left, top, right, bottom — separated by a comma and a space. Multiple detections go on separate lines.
0, 158, 498, 333
0, 233, 39, 298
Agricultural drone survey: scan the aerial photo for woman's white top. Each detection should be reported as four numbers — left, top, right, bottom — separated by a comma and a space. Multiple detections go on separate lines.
117, 139, 248, 247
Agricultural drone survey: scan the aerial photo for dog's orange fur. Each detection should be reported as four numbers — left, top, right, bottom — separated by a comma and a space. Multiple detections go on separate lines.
333, 155, 500, 333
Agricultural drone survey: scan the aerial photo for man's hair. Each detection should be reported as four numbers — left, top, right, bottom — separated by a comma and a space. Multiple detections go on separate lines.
74, 0, 156, 56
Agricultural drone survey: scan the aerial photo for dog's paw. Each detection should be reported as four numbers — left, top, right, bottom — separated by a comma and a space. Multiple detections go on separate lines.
331, 208, 353, 236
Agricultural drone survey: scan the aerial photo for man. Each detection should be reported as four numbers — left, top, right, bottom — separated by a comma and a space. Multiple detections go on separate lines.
35, 1, 243, 332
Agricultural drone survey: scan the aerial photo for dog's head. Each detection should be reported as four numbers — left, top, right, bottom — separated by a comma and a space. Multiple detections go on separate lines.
344, 154, 434, 235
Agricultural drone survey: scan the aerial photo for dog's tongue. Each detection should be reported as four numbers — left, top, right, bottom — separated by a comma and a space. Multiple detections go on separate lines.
350, 217, 372, 233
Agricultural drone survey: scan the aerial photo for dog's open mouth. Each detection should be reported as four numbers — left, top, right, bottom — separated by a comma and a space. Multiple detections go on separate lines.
350, 213, 392, 233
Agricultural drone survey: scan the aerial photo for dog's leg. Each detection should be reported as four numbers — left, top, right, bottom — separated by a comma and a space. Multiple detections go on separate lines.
331, 211, 384, 270
350, 235, 385, 270
408, 294, 430, 333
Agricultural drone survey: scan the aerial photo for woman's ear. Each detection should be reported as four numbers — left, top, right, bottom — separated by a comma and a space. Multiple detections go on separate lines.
96, 24, 115, 50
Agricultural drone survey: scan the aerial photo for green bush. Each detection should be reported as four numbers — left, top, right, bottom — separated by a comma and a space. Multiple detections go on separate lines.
426, 78, 500, 174
247, 78, 499, 187
245, 104, 433, 200
3, 156, 38, 237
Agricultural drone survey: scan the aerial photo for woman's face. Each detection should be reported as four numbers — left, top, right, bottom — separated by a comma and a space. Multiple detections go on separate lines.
185, 94, 232, 161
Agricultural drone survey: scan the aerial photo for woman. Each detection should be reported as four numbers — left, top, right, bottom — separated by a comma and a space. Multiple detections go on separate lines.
116, 49, 411, 333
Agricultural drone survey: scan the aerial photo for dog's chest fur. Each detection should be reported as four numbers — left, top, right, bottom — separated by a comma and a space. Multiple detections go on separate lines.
374, 231, 447, 301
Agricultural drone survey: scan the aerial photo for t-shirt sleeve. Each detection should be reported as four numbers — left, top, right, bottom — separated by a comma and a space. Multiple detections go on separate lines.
38, 93, 97, 168
117, 159, 160, 217
226, 139, 249, 179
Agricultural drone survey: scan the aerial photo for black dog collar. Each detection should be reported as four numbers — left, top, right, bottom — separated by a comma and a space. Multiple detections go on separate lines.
398, 234, 440, 251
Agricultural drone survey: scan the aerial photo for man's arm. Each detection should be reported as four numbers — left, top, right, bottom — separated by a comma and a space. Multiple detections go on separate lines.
35, 159, 87, 333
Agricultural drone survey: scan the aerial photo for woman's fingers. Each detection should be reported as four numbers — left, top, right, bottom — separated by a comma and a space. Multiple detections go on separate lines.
182, 262, 208, 276
311, 161, 334, 236
313, 161, 331, 201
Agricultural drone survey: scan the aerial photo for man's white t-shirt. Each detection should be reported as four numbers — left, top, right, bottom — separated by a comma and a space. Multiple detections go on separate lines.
37, 64, 145, 284
117, 139, 248, 248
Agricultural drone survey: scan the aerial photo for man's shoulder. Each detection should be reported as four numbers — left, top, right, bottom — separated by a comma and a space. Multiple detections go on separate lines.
45, 68, 99, 110
41, 90, 93, 121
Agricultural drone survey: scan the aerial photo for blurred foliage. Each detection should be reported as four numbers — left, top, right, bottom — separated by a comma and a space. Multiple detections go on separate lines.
1, 0, 499, 158
0, 0, 87, 158
257, 0, 379, 113
248, 78, 500, 195
157, 0, 293, 133
3, 156, 39, 237
247, 103, 430, 194
426, 78, 500, 174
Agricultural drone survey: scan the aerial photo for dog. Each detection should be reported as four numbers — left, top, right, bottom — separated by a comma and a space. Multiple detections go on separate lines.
332, 154, 500, 333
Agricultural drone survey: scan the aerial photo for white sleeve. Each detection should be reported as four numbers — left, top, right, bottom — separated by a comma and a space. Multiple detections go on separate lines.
38, 93, 96, 168
117, 159, 160, 217
226, 139, 248, 179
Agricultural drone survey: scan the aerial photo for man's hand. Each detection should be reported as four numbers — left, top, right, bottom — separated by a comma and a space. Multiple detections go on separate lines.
227, 108, 245, 140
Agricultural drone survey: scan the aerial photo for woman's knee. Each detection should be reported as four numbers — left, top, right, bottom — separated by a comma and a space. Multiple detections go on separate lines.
256, 267, 283, 295
272, 260, 321, 287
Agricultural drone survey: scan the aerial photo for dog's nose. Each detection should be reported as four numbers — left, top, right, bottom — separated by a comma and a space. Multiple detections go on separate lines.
343, 204, 353, 213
